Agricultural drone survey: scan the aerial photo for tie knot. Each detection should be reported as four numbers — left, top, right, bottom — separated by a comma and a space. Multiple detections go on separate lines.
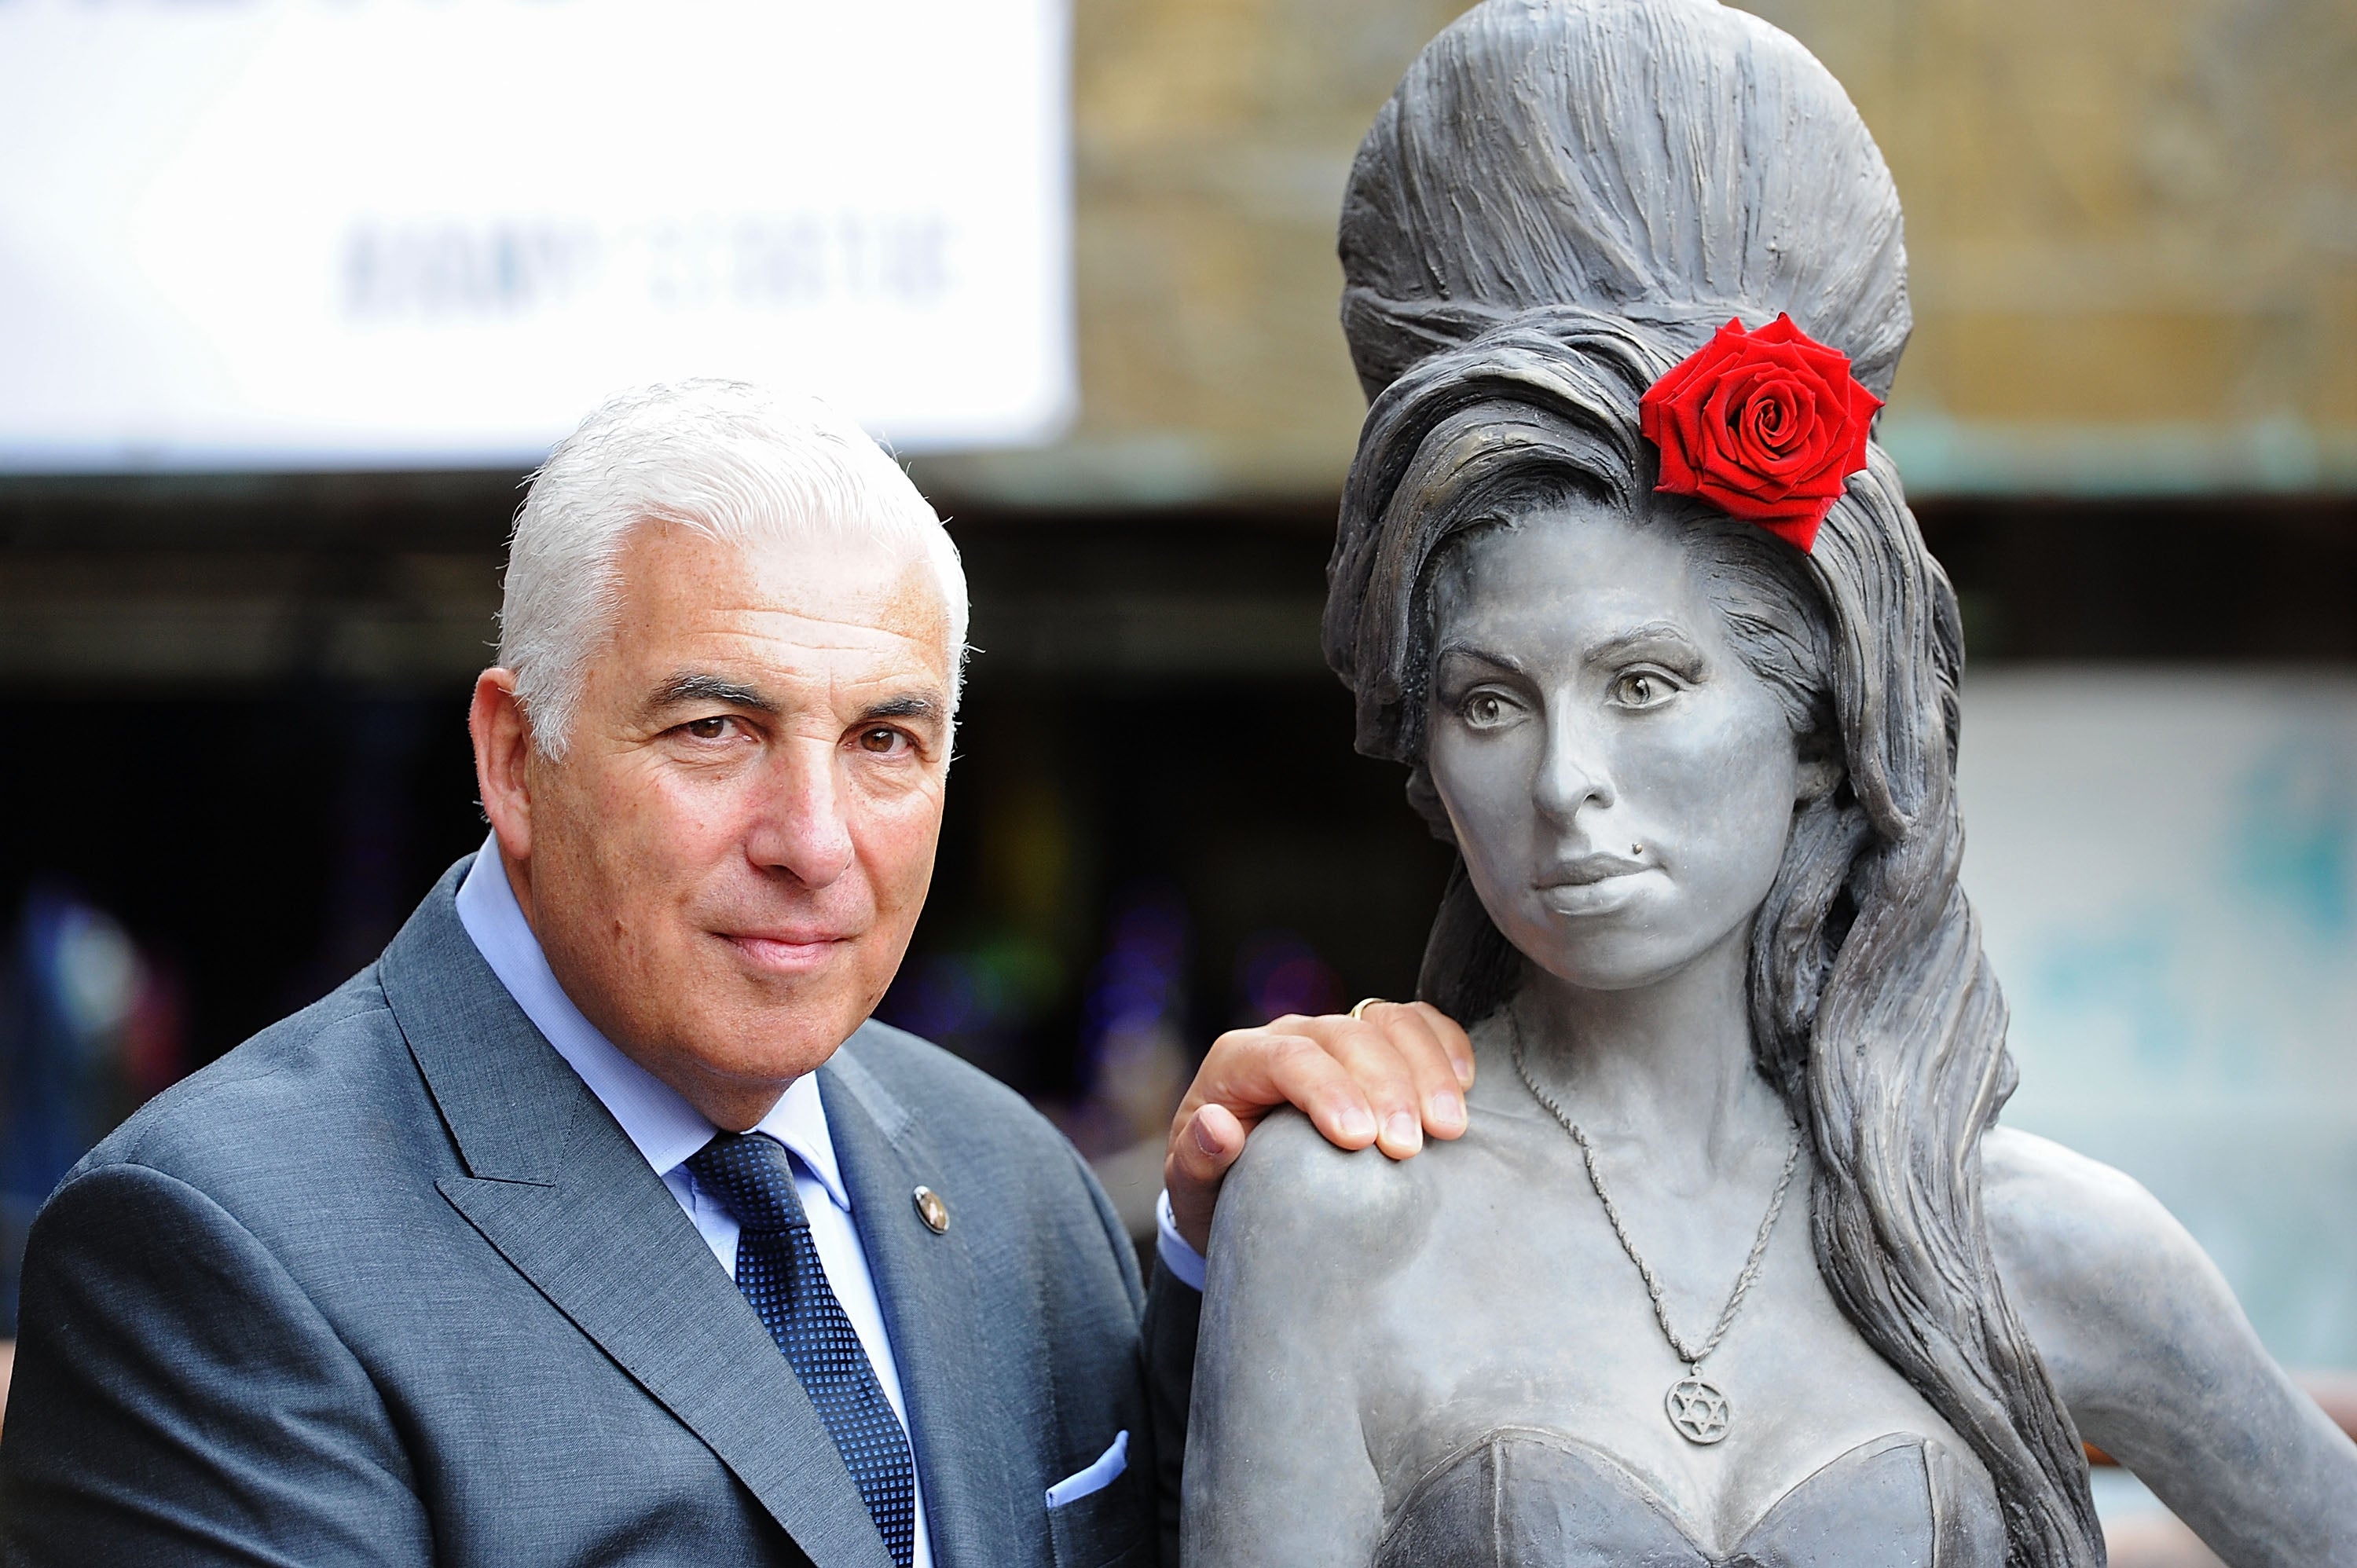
686, 1131, 812, 1235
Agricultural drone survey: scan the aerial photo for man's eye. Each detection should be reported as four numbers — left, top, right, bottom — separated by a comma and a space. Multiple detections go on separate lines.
1611, 672, 1676, 709
684, 716, 733, 740
858, 727, 907, 755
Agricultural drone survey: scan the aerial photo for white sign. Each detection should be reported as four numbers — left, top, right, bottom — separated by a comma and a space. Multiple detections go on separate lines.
0, 0, 1072, 470
1959, 672, 2357, 1368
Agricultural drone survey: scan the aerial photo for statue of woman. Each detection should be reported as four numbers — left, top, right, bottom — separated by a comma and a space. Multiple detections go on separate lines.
1182, 2, 2357, 1563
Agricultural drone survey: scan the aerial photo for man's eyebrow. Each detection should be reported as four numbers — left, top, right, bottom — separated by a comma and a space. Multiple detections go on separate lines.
646, 672, 779, 713
861, 694, 945, 724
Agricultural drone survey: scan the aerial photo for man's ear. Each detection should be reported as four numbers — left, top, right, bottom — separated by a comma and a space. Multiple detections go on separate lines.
470, 669, 536, 864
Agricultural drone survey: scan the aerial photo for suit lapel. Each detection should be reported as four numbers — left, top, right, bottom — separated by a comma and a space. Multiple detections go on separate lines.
822, 1041, 1036, 1568
379, 860, 893, 1568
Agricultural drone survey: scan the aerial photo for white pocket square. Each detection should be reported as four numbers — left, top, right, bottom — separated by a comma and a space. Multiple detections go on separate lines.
1044, 1429, 1129, 1509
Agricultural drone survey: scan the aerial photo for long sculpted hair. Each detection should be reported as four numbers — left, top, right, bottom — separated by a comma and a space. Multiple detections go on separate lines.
1320, 3, 2104, 1564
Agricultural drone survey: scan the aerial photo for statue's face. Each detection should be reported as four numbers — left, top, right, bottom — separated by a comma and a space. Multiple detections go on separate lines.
1424, 499, 1807, 991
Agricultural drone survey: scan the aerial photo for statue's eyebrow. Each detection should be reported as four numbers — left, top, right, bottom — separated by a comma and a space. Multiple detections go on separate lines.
645, 672, 779, 715
1432, 624, 1708, 684
1431, 640, 1527, 676
1583, 621, 1706, 669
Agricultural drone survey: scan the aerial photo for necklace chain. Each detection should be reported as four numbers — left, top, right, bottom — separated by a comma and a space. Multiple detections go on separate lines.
1510, 1013, 1802, 1370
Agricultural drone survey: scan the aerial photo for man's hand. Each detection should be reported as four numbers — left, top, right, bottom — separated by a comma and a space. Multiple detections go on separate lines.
1163, 1000, 1474, 1253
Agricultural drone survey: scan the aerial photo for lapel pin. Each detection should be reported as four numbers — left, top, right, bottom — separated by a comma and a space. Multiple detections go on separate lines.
912, 1185, 949, 1234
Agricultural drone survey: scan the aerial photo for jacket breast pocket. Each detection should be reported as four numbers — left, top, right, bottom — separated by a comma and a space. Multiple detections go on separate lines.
1044, 1431, 1152, 1568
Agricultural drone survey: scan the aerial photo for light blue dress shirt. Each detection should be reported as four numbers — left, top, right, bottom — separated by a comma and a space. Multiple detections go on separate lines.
454, 841, 933, 1566
1156, 1190, 1207, 1291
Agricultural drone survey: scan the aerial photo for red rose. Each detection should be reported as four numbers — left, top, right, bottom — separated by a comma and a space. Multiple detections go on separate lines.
1637, 314, 1882, 552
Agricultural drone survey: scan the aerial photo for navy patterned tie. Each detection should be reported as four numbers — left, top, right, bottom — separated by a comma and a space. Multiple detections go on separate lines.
687, 1131, 917, 1568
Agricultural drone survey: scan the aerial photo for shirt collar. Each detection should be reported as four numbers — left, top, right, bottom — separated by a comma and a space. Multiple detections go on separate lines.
453, 837, 852, 1212
751, 1070, 849, 1213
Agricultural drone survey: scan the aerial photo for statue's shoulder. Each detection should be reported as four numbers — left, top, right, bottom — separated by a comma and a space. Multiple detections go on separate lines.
1213, 1108, 1435, 1277
1979, 1126, 2226, 1396
1980, 1126, 2188, 1272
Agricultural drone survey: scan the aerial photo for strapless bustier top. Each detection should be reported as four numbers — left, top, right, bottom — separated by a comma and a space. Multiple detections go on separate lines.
1373, 1427, 2006, 1567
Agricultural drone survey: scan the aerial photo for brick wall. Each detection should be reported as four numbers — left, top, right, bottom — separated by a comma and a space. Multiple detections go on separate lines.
919, 0, 2357, 503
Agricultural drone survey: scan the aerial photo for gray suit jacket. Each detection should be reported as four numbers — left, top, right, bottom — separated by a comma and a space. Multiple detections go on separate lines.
0, 859, 1198, 1568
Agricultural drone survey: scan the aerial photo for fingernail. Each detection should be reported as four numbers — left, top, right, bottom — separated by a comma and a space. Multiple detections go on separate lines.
1384, 1112, 1421, 1149
1339, 1106, 1377, 1142
1430, 1090, 1465, 1130
1193, 1117, 1223, 1157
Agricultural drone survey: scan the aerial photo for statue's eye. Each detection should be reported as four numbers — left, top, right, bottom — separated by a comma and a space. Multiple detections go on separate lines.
1611, 672, 1676, 709
1461, 692, 1512, 728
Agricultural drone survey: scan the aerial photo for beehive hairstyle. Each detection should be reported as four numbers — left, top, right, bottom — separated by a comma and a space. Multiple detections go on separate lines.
1321, 4, 2102, 1562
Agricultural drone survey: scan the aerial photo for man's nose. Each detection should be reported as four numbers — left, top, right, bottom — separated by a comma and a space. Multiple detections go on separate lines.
1532, 707, 1615, 824
746, 738, 857, 888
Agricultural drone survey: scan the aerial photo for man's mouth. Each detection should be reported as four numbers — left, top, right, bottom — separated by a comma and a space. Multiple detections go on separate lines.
718, 931, 854, 972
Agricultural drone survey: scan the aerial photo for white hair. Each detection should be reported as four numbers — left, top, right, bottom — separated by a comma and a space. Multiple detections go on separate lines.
497, 380, 969, 756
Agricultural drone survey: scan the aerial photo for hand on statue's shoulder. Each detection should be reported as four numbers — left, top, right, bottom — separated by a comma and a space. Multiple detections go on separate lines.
1980, 1127, 2237, 1412
1211, 1107, 1436, 1287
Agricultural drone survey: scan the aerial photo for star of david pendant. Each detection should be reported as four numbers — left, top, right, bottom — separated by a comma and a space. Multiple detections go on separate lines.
1666, 1372, 1731, 1445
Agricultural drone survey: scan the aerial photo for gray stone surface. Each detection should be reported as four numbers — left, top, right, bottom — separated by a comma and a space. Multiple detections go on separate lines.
1184, 4, 2357, 1564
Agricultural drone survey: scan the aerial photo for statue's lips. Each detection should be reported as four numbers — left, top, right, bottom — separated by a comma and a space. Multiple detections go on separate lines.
1537, 852, 1647, 887
1534, 854, 1651, 915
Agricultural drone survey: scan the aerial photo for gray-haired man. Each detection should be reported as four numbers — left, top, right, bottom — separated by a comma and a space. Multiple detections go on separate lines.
0, 383, 1472, 1567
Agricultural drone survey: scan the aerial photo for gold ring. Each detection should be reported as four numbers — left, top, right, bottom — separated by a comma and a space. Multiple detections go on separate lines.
1348, 997, 1386, 1021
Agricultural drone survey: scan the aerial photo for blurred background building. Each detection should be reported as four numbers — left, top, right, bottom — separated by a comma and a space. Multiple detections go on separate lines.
2, 1, 2352, 1557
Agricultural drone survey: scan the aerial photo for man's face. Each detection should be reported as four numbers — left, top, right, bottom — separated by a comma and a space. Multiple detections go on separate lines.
493, 522, 953, 1128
